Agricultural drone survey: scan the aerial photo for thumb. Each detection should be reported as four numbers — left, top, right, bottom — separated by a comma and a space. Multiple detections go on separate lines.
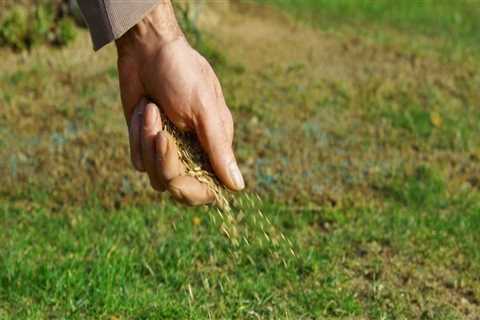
195, 111, 244, 191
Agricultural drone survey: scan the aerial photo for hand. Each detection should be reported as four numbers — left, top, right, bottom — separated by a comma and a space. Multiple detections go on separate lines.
116, 1, 244, 205
129, 99, 217, 205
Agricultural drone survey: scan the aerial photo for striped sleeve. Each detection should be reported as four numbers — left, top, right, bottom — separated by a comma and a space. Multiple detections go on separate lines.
77, 0, 159, 51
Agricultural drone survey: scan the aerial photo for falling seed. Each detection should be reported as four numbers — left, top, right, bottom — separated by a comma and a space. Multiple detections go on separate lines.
188, 284, 194, 301
221, 225, 231, 239
160, 107, 298, 261
263, 232, 270, 241
289, 248, 296, 257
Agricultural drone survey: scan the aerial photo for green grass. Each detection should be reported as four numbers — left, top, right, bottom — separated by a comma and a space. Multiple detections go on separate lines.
0, 197, 361, 318
1, 172, 479, 318
258, 0, 480, 50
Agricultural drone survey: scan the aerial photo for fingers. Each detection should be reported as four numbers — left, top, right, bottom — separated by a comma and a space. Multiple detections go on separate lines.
156, 130, 215, 206
155, 131, 184, 182
134, 102, 216, 205
219, 104, 234, 145
141, 102, 165, 192
195, 109, 244, 191
129, 99, 146, 171
131, 100, 221, 205
168, 176, 216, 206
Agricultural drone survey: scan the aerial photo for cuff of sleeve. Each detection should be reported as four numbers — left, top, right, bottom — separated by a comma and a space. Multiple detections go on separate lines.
77, 0, 114, 51
79, 0, 160, 51
105, 0, 160, 50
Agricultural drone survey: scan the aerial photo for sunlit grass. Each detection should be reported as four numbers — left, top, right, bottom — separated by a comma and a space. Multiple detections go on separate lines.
258, 0, 480, 50
1, 184, 479, 318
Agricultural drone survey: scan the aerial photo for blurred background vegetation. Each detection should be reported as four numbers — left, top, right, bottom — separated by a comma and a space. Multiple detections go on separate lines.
0, 0, 81, 49
259, 0, 480, 48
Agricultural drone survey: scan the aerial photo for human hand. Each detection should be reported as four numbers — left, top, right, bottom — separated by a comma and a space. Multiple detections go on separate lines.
116, 1, 244, 205
129, 99, 221, 205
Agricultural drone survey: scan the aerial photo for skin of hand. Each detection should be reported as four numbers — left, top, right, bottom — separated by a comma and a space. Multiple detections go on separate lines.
115, 0, 244, 205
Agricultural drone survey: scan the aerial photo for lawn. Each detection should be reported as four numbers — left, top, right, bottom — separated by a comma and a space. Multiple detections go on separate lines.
1, 0, 480, 319
258, 0, 480, 51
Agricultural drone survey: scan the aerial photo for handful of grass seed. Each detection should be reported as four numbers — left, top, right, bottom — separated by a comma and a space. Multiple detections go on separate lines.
159, 111, 231, 211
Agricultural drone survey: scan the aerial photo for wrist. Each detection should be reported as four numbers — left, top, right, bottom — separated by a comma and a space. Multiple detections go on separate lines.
116, 0, 184, 58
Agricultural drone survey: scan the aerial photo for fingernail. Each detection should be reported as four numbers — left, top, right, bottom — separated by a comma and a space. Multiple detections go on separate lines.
229, 161, 245, 190
144, 103, 158, 128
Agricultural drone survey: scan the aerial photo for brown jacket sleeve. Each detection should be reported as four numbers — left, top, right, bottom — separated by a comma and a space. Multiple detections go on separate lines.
77, 0, 159, 50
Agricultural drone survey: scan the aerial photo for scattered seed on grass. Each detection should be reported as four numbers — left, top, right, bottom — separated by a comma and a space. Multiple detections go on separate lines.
161, 110, 298, 262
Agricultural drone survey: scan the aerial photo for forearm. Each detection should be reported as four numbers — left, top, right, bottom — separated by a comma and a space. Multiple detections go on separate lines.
115, 0, 184, 58
77, 0, 160, 50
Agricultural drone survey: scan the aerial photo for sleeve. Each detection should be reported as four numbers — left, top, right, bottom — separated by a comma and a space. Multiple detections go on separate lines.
76, 0, 160, 51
